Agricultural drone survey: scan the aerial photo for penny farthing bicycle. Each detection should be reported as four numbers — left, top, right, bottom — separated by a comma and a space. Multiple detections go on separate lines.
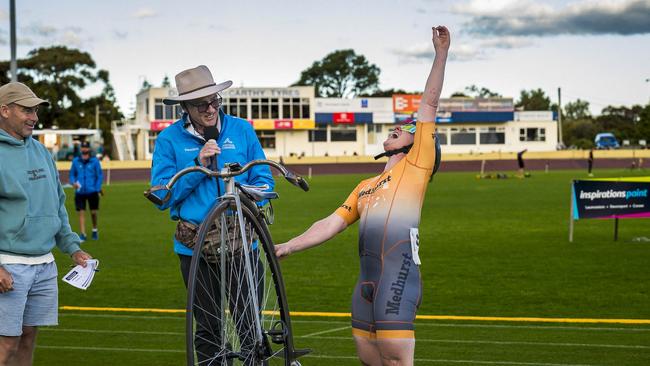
145, 159, 310, 366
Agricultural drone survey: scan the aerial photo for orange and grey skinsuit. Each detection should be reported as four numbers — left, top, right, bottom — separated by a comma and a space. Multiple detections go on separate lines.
335, 121, 436, 339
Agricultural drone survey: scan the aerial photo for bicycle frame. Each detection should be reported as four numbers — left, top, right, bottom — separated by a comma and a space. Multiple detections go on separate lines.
145, 159, 310, 365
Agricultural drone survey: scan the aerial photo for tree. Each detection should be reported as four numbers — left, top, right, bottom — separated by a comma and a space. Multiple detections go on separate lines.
0, 46, 123, 155
596, 105, 644, 143
450, 91, 468, 97
563, 119, 597, 149
516, 88, 551, 110
140, 78, 152, 91
161, 75, 171, 87
292, 49, 380, 98
564, 99, 591, 120
463, 85, 501, 98
359, 88, 421, 97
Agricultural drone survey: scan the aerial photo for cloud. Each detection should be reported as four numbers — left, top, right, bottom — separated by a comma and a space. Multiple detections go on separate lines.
132, 7, 158, 19
392, 42, 486, 62
113, 30, 128, 40
61, 30, 85, 47
478, 36, 535, 49
30, 24, 58, 37
9, 23, 92, 48
455, 0, 650, 36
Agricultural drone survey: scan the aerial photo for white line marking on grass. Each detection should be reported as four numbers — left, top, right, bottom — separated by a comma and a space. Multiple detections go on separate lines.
301, 325, 350, 338
38, 345, 183, 353
304, 354, 598, 366
60, 313, 184, 320
309, 336, 650, 350
37, 346, 600, 366
416, 323, 650, 332
41, 328, 183, 336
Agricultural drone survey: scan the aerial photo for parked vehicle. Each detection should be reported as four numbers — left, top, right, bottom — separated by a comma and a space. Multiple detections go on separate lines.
594, 133, 620, 149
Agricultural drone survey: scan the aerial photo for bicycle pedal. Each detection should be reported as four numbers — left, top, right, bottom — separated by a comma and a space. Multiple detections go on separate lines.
267, 329, 285, 344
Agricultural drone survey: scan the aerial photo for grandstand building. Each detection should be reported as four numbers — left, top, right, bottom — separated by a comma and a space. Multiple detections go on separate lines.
124, 86, 557, 160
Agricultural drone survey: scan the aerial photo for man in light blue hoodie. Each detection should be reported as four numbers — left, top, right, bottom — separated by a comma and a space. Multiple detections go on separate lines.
0, 82, 92, 366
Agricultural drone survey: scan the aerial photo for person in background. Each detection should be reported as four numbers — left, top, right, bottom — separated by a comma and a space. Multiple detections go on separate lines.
0, 82, 92, 366
588, 148, 594, 177
517, 149, 528, 178
69, 141, 104, 241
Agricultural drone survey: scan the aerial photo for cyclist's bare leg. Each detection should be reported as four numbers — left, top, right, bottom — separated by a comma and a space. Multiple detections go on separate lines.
376, 338, 415, 366
354, 336, 382, 366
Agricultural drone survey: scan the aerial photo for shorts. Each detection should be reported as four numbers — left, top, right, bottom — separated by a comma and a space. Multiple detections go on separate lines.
0, 262, 58, 336
75, 192, 100, 211
351, 242, 422, 340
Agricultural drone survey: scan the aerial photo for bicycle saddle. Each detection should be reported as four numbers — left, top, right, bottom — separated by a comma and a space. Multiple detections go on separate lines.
237, 183, 279, 202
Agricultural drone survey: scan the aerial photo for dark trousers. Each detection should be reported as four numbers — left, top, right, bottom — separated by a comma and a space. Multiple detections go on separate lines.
179, 251, 264, 365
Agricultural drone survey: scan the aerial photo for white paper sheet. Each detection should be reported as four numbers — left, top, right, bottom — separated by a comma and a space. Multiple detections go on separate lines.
62, 259, 99, 290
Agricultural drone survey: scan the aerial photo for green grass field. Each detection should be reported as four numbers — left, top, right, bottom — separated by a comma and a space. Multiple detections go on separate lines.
36, 168, 650, 365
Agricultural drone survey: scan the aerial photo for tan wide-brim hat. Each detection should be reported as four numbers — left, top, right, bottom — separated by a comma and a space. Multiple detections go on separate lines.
0, 82, 50, 107
163, 65, 232, 105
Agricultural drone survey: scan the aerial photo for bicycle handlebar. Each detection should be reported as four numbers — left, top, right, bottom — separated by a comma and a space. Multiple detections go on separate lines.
144, 159, 309, 206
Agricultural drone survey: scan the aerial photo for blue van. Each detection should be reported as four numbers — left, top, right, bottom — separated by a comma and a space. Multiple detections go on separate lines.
594, 133, 620, 149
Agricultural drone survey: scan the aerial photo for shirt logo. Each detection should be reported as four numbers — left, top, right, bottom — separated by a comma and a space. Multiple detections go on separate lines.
184, 147, 199, 152
222, 138, 236, 150
27, 168, 47, 181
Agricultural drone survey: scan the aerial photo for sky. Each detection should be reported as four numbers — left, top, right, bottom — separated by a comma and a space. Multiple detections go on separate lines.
0, 0, 648, 116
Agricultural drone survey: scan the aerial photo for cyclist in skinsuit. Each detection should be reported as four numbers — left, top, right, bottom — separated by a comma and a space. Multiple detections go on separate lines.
276, 26, 450, 365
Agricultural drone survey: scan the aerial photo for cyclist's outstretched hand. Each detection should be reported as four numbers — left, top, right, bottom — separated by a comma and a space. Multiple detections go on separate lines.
433, 25, 450, 53
275, 243, 292, 259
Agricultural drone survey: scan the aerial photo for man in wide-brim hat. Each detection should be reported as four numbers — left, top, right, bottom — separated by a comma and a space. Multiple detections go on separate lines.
150, 65, 274, 363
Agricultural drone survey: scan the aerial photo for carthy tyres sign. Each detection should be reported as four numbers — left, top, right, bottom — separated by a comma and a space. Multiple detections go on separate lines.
572, 179, 650, 219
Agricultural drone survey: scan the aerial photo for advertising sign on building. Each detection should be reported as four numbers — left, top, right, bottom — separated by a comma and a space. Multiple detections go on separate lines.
150, 120, 174, 131
333, 112, 355, 124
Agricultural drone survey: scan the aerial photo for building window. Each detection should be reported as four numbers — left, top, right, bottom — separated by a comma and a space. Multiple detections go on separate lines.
331, 125, 357, 142
271, 98, 279, 119
450, 127, 476, 145
479, 127, 505, 144
255, 130, 276, 149
281, 97, 310, 119
519, 128, 546, 142
251, 98, 260, 119
309, 124, 328, 142
223, 98, 248, 119
155, 99, 164, 119
367, 124, 383, 144
154, 98, 182, 120
436, 128, 448, 145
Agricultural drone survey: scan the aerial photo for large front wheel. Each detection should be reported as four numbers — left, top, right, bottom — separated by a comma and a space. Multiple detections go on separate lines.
186, 198, 297, 366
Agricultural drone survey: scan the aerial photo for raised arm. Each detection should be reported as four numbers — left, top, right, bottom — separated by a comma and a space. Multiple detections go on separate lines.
275, 213, 348, 258
417, 26, 451, 122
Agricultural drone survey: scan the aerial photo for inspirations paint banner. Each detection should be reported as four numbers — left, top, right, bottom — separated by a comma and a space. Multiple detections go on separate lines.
572, 179, 650, 219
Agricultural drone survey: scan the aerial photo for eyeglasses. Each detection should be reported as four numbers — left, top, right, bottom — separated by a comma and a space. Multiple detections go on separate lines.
81, 150, 91, 155
21, 106, 40, 115
186, 96, 222, 113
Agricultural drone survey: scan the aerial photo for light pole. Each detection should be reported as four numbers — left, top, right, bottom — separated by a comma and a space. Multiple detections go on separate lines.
10, 0, 17, 82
